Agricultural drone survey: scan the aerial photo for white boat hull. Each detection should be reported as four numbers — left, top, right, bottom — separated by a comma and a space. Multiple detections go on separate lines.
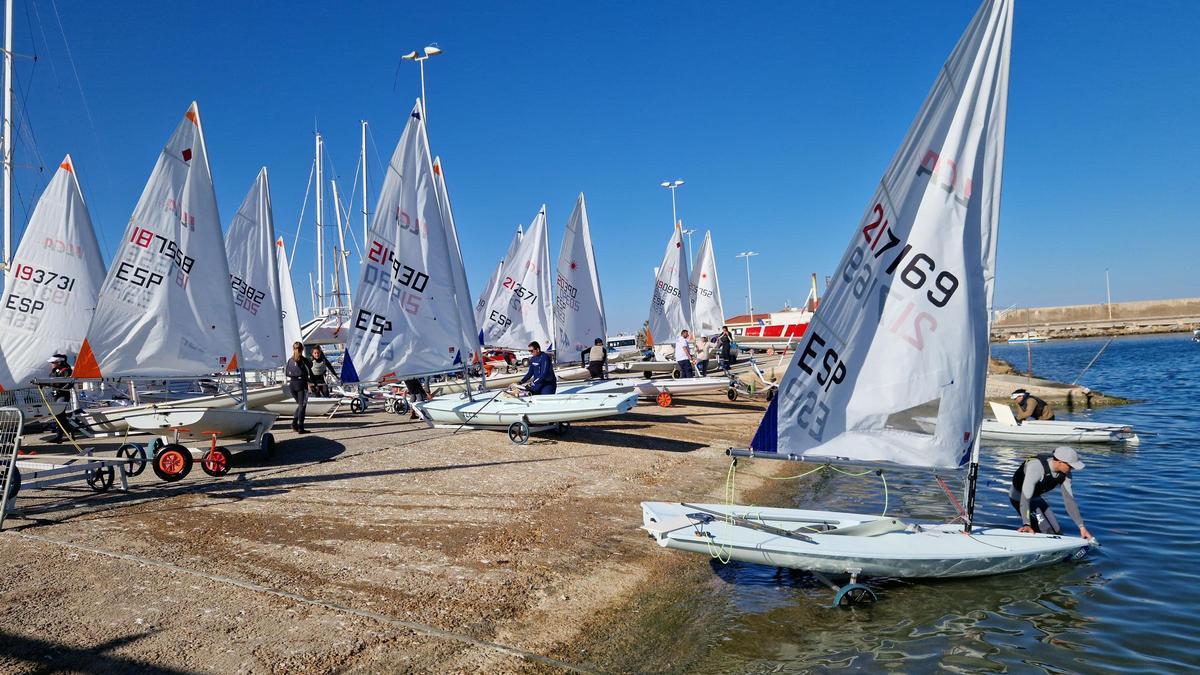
263, 396, 341, 417
915, 416, 1139, 444
634, 376, 731, 398
430, 366, 590, 395
642, 502, 1095, 579
122, 407, 279, 441
415, 390, 637, 428
77, 385, 290, 435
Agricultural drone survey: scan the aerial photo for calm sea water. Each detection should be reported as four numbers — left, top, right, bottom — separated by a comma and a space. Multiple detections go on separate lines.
685, 334, 1199, 673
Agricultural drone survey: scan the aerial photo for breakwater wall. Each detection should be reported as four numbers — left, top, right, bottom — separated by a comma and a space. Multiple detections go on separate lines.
991, 297, 1200, 340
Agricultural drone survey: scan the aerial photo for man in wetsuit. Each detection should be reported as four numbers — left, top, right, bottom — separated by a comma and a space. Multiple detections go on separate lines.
1012, 388, 1054, 421
1009, 446, 1093, 540
519, 341, 557, 395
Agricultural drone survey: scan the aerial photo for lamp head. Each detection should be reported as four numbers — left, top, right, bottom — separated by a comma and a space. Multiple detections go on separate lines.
424, 45, 443, 57
402, 50, 419, 60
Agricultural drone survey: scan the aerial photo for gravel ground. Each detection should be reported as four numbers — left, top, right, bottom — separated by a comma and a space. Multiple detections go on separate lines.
0, 393, 773, 673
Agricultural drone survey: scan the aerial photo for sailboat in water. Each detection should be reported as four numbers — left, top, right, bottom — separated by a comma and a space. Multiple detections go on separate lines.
642, 0, 1094, 600
0, 156, 106, 419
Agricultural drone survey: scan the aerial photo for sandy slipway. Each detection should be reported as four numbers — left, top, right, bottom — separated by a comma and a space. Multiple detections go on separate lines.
0, 395, 774, 673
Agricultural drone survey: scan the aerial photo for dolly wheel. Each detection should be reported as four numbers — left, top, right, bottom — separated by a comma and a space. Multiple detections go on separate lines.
727, 388, 738, 402
832, 583, 877, 608
2, 465, 21, 500
671, 368, 681, 380
395, 399, 411, 415
116, 443, 148, 477
153, 444, 193, 482
657, 392, 673, 408
384, 400, 396, 414
200, 447, 233, 477
350, 397, 366, 414
507, 421, 530, 445
86, 465, 115, 492
260, 433, 276, 459
766, 388, 776, 402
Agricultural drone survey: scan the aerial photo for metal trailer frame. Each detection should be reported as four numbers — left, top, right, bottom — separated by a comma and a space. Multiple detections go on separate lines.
726, 359, 780, 402
0, 407, 132, 530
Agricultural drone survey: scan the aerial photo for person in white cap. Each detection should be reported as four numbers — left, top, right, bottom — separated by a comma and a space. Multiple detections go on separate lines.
1009, 446, 1092, 540
46, 353, 75, 443
1011, 388, 1054, 421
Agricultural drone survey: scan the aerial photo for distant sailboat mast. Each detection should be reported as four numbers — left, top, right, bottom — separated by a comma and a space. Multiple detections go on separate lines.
2, 0, 12, 266
314, 132, 325, 317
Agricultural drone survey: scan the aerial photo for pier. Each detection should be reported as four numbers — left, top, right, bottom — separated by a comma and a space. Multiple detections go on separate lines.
991, 298, 1200, 341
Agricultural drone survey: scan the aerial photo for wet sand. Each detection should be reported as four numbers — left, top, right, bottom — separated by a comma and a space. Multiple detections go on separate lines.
0, 394, 775, 673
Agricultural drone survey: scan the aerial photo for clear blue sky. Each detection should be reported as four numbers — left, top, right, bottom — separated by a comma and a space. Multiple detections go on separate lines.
8, 1, 1199, 334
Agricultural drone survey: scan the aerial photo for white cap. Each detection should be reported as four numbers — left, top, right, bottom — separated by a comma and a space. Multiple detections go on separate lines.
1052, 446, 1085, 471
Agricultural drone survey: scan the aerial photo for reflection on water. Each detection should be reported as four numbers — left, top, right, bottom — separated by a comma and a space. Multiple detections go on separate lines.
688, 335, 1200, 672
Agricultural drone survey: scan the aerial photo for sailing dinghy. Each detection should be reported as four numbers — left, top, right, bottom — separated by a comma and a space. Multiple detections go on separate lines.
917, 401, 1139, 444
73, 103, 277, 479
0, 156, 106, 421
688, 231, 724, 338
415, 389, 638, 443
642, 0, 1095, 604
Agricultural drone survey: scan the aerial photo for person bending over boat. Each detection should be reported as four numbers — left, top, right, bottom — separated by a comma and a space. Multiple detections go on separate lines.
675, 329, 695, 378
286, 342, 312, 434
520, 341, 557, 395
584, 338, 607, 379
1012, 388, 1054, 421
1009, 446, 1092, 540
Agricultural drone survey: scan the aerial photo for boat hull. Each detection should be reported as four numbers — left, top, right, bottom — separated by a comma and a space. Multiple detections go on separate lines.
263, 396, 341, 417
915, 416, 1139, 444
122, 407, 278, 441
642, 502, 1094, 579
78, 385, 290, 435
415, 391, 638, 428
634, 376, 730, 397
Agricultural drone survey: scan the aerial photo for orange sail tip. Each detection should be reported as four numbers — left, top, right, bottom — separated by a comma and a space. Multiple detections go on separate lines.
60, 159, 73, 173
74, 339, 102, 379
432, 162, 441, 176
185, 110, 198, 125
225, 354, 239, 372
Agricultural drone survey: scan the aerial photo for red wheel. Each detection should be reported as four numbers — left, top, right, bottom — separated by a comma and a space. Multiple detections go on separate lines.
152, 444, 193, 482
200, 447, 232, 477
657, 392, 673, 407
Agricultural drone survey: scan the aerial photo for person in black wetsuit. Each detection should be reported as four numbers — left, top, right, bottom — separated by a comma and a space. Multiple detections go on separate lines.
519, 341, 557, 395
285, 342, 312, 433
1009, 446, 1092, 540
47, 353, 75, 443
1011, 388, 1054, 421
404, 377, 427, 420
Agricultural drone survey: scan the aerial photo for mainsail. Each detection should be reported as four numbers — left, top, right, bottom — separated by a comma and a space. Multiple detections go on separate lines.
341, 101, 473, 382
478, 206, 553, 350
75, 102, 243, 378
475, 224, 522, 328
688, 231, 724, 337
0, 156, 106, 388
432, 156, 481, 361
224, 168, 285, 369
647, 222, 691, 344
554, 193, 606, 357
752, 0, 1011, 469
276, 237, 302, 350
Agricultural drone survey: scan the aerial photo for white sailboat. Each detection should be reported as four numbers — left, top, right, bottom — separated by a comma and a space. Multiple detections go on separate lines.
224, 167, 287, 369
73, 103, 276, 474
475, 224, 522, 331
647, 222, 691, 349
276, 237, 303, 349
478, 205, 554, 350
642, 0, 1094, 601
688, 230, 724, 337
553, 193, 606, 359
0, 156, 106, 399
917, 401, 1140, 444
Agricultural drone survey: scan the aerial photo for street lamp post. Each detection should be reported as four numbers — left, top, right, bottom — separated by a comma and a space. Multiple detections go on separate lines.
659, 179, 684, 227
736, 251, 759, 322
401, 44, 443, 120
681, 228, 695, 262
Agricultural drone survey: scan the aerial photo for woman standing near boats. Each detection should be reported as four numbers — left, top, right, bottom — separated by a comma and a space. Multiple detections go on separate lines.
309, 346, 332, 397
286, 342, 312, 433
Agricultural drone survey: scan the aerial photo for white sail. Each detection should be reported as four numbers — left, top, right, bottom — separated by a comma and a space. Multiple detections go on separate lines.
753, 0, 1011, 469
276, 237, 302, 349
688, 231, 724, 336
479, 206, 554, 350
340, 101, 472, 382
554, 193, 606, 357
646, 222, 691, 344
76, 102, 242, 378
0, 156, 106, 388
475, 224, 523, 328
432, 156, 481, 360
224, 168, 285, 369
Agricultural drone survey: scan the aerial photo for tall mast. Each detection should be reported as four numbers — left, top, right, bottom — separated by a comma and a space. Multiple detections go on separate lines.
360, 120, 368, 249
331, 179, 352, 312
315, 133, 325, 316
2, 0, 12, 267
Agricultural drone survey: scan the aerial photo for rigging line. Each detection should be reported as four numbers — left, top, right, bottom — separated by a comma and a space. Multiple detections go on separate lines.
289, 158, 315, 267
331, 175, 363, 259
46, 0, 114, 257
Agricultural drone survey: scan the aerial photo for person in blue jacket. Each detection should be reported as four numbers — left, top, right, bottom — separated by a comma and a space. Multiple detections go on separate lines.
519, 341, 557, 395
